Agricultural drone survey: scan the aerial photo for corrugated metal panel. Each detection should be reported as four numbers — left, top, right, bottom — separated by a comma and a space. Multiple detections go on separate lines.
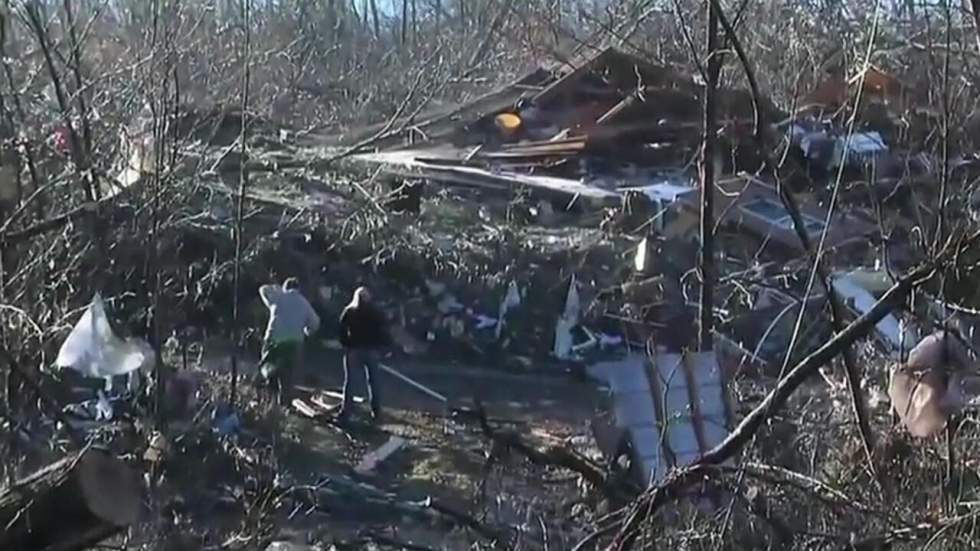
630, 426, 665, 485
688, 351, 730, 455
612, 391, 658, 428
587, 356, 663, 483
588, 351, 731, 485
653, 351, 698, 467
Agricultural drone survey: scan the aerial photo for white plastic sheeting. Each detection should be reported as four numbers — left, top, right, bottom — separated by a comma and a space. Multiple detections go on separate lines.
553, 275, 581, 360
588, 350, 731, 485
55, 293, 155, 379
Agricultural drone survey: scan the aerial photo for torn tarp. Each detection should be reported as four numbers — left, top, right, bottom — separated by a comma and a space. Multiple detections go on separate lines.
55, 293, 155, 379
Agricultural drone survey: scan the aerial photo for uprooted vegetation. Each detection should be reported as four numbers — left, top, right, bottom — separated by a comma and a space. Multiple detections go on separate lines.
5, 1, 980, 550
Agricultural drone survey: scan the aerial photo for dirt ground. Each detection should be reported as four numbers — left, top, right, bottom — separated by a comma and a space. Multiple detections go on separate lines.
156, 347, 604, 550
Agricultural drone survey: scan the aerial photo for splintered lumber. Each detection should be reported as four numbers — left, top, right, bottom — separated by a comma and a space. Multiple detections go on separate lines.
354, 436, 407, 475
320, 389, 364, 404
291, 398, 322, 418
309, 394, 341, 414
0, 448, 142, 551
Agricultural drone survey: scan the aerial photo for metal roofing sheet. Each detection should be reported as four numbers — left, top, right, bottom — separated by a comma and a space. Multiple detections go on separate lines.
590, 350, 731, 485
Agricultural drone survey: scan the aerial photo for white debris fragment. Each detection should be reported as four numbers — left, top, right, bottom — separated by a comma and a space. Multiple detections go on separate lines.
473, 315, 498, 330
495, 280, 522, 339
554, 276, 581, 360
55, 293, 155, 379
437, 293, 463, 314
354, 436, 407, 475
265, 542, 320, 551
572, 326, 598, 353
598, 333, 623, 348
94, 390, 114, 421
634, 237, 651, 273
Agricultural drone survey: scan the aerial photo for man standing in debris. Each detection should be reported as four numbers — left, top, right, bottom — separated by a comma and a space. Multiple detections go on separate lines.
337, 286, 389, 422
258, 277, 321, 404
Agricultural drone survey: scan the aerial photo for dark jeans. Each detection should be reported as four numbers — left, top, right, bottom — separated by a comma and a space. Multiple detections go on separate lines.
259, 339, 303, 404
340, 349, 381, 417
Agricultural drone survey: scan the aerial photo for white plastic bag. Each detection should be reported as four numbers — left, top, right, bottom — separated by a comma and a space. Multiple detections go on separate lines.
55, 293, 155, 378
495, 280, 521, 340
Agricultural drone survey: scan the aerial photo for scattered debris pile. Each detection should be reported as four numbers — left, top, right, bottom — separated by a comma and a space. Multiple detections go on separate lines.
353, 46, 783, 209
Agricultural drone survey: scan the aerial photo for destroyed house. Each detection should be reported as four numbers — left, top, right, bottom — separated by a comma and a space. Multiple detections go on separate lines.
805, 64, 911, 113
663, 175, 876, 255
354, 47, 784, 208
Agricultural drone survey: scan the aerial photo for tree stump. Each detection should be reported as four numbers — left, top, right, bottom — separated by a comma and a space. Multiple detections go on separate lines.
0, 447, 142, 551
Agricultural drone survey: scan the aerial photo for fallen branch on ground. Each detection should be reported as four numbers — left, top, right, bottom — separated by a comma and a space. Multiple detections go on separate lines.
284, 474, 511, 547
468, 401, 639, 502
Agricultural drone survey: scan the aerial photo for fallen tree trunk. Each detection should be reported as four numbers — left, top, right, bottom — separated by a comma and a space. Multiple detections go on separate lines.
0, 447, 142, 551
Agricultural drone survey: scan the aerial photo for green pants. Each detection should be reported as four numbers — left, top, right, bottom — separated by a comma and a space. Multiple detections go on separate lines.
259, 339, 303, 402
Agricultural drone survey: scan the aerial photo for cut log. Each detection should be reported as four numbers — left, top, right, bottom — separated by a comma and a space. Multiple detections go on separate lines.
0, 448, 142, 551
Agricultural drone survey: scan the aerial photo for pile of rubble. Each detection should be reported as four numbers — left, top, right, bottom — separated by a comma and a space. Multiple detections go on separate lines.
337, 45, 980, 486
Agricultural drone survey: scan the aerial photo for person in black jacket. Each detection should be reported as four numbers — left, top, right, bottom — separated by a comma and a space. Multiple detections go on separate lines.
337, 286, 389, 421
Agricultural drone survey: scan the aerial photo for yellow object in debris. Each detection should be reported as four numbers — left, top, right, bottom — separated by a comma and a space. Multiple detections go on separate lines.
494, 112, 522, 134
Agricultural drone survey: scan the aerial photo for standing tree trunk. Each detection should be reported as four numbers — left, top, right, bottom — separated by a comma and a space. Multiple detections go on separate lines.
401, 0, 408, 44
369, 0, 380, 39
327, 0, 337, 43
411, 0, 417, 46
698, 0, 720, 351
0, 448, 142, 551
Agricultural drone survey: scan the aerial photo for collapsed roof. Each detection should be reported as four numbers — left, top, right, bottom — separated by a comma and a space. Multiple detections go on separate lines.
353, 47, 785, 208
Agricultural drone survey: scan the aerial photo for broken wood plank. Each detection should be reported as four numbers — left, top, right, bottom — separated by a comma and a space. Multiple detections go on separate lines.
309, 394, 341, 414
319, 389, 365, 404
500, 136, 587, 150
478, 143, 586, 160
291, 398, 321, 418
354, 436, 407, 475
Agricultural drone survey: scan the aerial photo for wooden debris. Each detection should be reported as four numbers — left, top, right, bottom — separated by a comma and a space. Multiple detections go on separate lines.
354, 436, 407, 475
291, 398, 321, 418
320, 389, 365, 404
309, 394, 341, 414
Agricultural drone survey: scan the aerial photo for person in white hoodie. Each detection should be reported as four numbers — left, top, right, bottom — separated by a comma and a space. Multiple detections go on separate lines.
257, 277, 321, 403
